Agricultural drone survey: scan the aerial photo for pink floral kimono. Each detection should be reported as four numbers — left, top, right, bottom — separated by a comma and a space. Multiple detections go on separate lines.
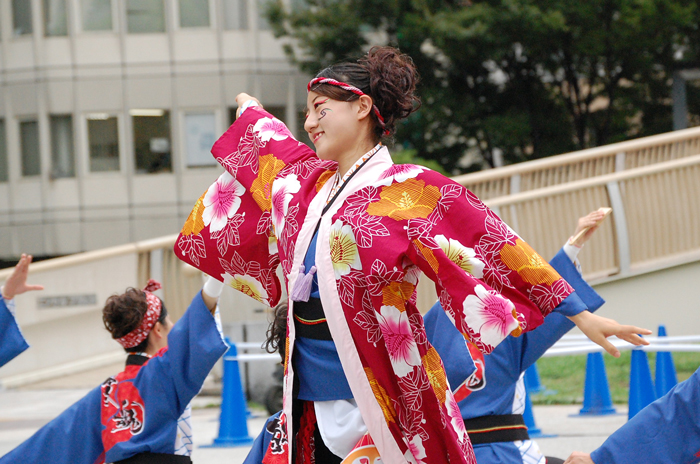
175, 107, 576, 463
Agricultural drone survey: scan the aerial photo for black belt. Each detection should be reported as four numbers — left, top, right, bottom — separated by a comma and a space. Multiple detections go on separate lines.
293, 298, 332, 341
463, 414, 530, 445
113, 452, 192, 464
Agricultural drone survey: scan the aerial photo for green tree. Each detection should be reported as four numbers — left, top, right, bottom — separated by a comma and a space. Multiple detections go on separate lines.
267, 0, 699, 173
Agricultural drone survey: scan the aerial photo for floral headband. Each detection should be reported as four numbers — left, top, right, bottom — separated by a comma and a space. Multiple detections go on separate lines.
116, 279, 163, 349
307, 77, 390, 136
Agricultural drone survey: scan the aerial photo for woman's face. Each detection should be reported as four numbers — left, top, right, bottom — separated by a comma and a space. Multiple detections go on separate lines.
304, 90, 363, 161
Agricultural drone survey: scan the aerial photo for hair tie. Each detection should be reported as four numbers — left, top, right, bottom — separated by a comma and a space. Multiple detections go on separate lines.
143, 279, 162, 293
308, 77, 390, 136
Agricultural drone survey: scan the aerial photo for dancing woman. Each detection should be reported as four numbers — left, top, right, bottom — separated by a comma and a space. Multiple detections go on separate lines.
175, 46, 648, 463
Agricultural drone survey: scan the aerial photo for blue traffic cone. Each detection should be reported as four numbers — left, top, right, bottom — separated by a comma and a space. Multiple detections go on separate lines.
628, 349, 657, 419
655, 325, 678, 398
523, 389, 543, 436
579, 352, 616, 415
208, 341, 254, 447
522, 388, 556, 438
524, 363, 545, 394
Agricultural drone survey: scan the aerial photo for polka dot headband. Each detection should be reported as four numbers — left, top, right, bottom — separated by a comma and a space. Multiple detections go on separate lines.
307, 77, 390, 136
115, 279, 163, 349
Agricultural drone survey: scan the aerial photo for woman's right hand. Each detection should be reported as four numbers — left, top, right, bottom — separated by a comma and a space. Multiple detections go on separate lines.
235, 93, 262, 119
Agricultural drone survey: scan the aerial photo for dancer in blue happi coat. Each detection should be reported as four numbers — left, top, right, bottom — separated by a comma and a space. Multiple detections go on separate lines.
0, 276, 228, 464
565, 366, 700, 464
0, 254, 43, 367
423, 209, 613, 464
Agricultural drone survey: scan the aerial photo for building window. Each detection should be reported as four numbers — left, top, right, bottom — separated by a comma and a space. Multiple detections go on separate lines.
50, 115, 75, 178
81, 0, 113, 31
257, 0, 271, 30
12, 0, 33, 36
223, 0, 248, 30
87, 114, 120, 172
131, 109, 171, 173
179, 0, 210, 28
126, 0, 165, 33
184, 112, 217, 167
20, 120, 40, 177
0, 120, 7, 182
44, 0, 68, 36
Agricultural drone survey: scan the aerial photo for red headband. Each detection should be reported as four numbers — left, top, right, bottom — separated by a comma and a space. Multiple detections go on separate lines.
307, 77, 390, 136
116, 279, 163, 349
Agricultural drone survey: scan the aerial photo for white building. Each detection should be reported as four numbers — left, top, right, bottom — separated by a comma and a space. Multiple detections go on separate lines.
0, 0, 310, 260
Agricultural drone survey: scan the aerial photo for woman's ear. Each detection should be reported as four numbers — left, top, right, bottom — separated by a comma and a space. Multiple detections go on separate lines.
355, 95, 374, 120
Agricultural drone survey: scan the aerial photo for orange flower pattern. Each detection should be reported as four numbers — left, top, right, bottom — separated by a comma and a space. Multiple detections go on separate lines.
422, 347, 448, 405
367, 178, 441, 221
499, 238, 561, 286
364, 367, 396, 424
250, 154, 286, 212
316, 170, 335, 192
382, 281, 416, 312
181, 192, 206, 236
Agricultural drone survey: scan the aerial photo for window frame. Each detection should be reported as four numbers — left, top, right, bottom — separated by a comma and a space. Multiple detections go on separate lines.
175, 0, 214, 30
180, 108, 222, 170
18, 118, 41, 178
78, 0, 117, 33
84, 112, 123, 175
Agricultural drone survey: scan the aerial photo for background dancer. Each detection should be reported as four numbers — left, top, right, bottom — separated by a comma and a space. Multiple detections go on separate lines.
564, 365, 700, 464
0, 254, 43, 367
0, 276, 227, 464
424, 209, 610, 464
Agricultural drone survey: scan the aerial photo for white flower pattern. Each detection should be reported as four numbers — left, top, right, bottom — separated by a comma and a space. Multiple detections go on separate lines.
376, 305, 421, 377
202, 172, 245, 233
462, 284, 519, 348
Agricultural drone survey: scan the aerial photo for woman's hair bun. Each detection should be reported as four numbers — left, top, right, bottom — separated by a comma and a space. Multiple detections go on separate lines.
360, 46, 420, 138
102, 288, 148, 339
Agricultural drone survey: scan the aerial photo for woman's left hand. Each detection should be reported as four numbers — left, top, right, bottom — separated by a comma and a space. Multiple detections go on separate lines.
567, 310, 651, 358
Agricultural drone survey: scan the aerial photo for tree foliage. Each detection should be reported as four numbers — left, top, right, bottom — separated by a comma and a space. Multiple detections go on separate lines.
267, 0, 700, 173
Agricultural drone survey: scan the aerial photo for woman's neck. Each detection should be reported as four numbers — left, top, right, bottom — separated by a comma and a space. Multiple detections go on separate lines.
336, 139, 379, 177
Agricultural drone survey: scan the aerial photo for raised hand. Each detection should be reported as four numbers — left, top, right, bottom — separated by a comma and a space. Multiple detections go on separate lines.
1, 254, 44, 300
570, 209, 609, 247
567, 310, 652, 358
235, 93, 263, 119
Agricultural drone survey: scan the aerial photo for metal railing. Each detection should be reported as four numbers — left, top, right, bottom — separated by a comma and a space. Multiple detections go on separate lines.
414, 154, 700, 312
3, 148, 700, 318
452, 126, 700, 200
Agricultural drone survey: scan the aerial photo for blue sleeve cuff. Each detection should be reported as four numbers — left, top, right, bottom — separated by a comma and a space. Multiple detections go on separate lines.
550, 290, 587, 317
550, 248, 605, 315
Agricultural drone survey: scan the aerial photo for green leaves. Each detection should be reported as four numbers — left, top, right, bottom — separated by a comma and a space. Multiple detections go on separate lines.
266, 0, 700, 173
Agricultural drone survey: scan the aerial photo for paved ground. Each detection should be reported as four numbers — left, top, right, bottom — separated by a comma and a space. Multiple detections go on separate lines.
0, 383, 628, 463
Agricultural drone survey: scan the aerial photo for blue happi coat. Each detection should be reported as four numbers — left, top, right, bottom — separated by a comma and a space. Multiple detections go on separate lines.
424, 247, 605, 464
0, 291, 227, 464
591, 366, 700, 464
0, 297, 29, 367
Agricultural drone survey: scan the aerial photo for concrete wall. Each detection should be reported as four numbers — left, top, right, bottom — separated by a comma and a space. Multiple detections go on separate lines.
591, 259, 700, 336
